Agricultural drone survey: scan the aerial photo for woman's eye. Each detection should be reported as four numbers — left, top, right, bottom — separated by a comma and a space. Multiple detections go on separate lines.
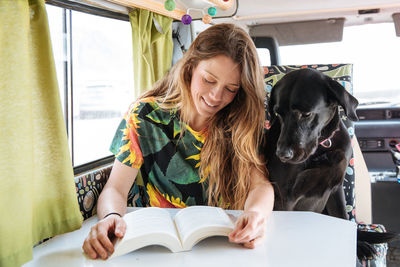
226, 87, 237, 93
204, 78, 215, 84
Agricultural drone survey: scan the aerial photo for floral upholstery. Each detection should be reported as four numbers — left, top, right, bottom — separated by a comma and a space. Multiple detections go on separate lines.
75, 165, 112, 220
74, 164, 145, 220
357, 224, 388, 267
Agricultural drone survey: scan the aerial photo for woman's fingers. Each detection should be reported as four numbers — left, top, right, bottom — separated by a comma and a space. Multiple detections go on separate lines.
82, 216, 126, 259
114, 217, 126, 238
91, 236, 110, 259
229, 211, 266, 246
231, 218, 257, 242
229, 216, 245, 240
243, 236, 265, 249
82, 238, 98, 259
97, 226, 115, 255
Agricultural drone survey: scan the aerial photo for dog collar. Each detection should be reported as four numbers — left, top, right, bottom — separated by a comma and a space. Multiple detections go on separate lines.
319, 127, 338, 149
320, 138, 332, 148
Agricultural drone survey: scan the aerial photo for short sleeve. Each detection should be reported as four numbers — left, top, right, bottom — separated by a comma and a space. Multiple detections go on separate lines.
110, 101, 144, 169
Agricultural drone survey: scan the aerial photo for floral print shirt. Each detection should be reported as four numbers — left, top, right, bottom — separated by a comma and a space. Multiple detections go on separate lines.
110, 97, 207, 208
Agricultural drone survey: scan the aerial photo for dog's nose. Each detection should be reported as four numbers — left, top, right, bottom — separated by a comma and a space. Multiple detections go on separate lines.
276, 148, 294, 161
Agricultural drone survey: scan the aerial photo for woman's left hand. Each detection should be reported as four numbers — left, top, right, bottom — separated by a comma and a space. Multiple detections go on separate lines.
228, 210, 267, 248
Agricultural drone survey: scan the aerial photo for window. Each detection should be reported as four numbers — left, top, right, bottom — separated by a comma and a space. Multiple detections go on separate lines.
46, 5, 66, 120
47, 4, 134, 167
279, 23, 400, 105
257, 48, 271, 66
71, 11, 133, 166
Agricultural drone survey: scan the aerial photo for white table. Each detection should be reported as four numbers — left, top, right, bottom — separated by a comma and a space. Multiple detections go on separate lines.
23, 208, 356, 267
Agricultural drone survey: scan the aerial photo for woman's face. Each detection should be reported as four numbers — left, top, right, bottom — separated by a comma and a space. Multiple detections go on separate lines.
190, 55, 241, 125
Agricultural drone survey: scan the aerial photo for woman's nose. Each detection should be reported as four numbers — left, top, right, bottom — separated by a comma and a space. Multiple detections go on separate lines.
209, 85, 224, 101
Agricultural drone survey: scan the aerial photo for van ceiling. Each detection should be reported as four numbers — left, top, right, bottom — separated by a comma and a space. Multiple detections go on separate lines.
60, 0, 400, 28
215, 0, 400, 27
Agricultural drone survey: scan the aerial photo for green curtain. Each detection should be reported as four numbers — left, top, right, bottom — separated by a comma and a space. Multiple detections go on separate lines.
0, 0, 83, 266
129, 9, 173, 95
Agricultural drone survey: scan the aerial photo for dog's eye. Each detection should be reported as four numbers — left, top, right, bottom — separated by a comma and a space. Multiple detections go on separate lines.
302, 112, 312, 118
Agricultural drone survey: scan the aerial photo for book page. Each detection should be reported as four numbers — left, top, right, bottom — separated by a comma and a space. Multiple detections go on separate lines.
111, 207, 182, 258
174, 206, 234, 251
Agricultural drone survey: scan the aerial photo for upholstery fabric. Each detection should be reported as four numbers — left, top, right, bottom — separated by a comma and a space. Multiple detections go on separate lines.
357, 224, 388, 267
75, 166, 112, 220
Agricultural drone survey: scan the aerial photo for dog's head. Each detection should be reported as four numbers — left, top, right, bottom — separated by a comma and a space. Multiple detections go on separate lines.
269, 68, 358, 163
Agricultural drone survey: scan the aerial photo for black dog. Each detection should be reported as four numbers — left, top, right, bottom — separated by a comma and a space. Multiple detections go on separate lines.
263, 68, 396, 260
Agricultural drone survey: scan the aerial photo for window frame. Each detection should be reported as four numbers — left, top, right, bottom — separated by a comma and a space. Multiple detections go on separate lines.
252, 36, 281, 66
46, 0, 130, 174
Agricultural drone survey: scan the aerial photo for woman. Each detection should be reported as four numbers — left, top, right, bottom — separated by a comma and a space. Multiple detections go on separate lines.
83, 23, 274, 259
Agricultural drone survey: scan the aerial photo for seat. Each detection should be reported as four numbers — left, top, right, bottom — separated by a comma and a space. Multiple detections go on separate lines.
75, 164, 113, 220
263, 63, 388, 267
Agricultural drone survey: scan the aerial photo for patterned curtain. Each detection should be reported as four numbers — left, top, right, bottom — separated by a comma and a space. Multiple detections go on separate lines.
0, 0, 82, 266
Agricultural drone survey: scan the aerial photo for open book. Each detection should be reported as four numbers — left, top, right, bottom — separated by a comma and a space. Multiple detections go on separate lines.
109, 206, 234, 259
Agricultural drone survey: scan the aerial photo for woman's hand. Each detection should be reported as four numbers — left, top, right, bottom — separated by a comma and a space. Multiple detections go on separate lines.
82, 214, 126, 259
229, 165, 274, 248
228, 210, 267, 248
82, 159, 138, 259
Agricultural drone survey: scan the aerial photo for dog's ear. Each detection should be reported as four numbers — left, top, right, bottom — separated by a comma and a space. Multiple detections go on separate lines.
327, 78, 359, 121
268, 84, 277, 121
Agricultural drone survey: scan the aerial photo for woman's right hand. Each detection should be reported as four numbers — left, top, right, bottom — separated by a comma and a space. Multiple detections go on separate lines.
82, 214, 127, 259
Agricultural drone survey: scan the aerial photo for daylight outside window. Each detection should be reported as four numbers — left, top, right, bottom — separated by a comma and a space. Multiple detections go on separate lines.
71, 11, 134, 166
47, 5, 135, 167
278, 23, 400, 105
257, 48, 271, 67
46, 5, 66, 120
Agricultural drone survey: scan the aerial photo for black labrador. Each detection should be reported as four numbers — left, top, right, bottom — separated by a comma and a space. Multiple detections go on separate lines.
263, 68, 396, 260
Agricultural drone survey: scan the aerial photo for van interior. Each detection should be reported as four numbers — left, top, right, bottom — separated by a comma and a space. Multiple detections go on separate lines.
2, 0, 400, 266
46, 0, 400, 265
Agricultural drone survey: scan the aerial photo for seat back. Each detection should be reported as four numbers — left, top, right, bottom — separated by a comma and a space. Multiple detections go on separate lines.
263, 64, 356, 221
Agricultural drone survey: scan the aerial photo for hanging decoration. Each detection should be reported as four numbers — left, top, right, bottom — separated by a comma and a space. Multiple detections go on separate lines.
208, 7, 217, 16
181, 14, 192, 25
179, 6, 217, 25
162, 1, 220, 25
164, 0, 176, 11
202, 14, 212, 24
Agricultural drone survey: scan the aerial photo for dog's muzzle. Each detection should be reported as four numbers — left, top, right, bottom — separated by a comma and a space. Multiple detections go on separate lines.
276, 144, 314, 163
276, 147, 294, 162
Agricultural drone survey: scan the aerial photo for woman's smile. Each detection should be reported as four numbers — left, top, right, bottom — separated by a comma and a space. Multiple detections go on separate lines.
202, 96, 219, 108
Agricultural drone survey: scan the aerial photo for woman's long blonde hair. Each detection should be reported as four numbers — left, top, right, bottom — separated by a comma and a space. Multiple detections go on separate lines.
141, 23, 267, 209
